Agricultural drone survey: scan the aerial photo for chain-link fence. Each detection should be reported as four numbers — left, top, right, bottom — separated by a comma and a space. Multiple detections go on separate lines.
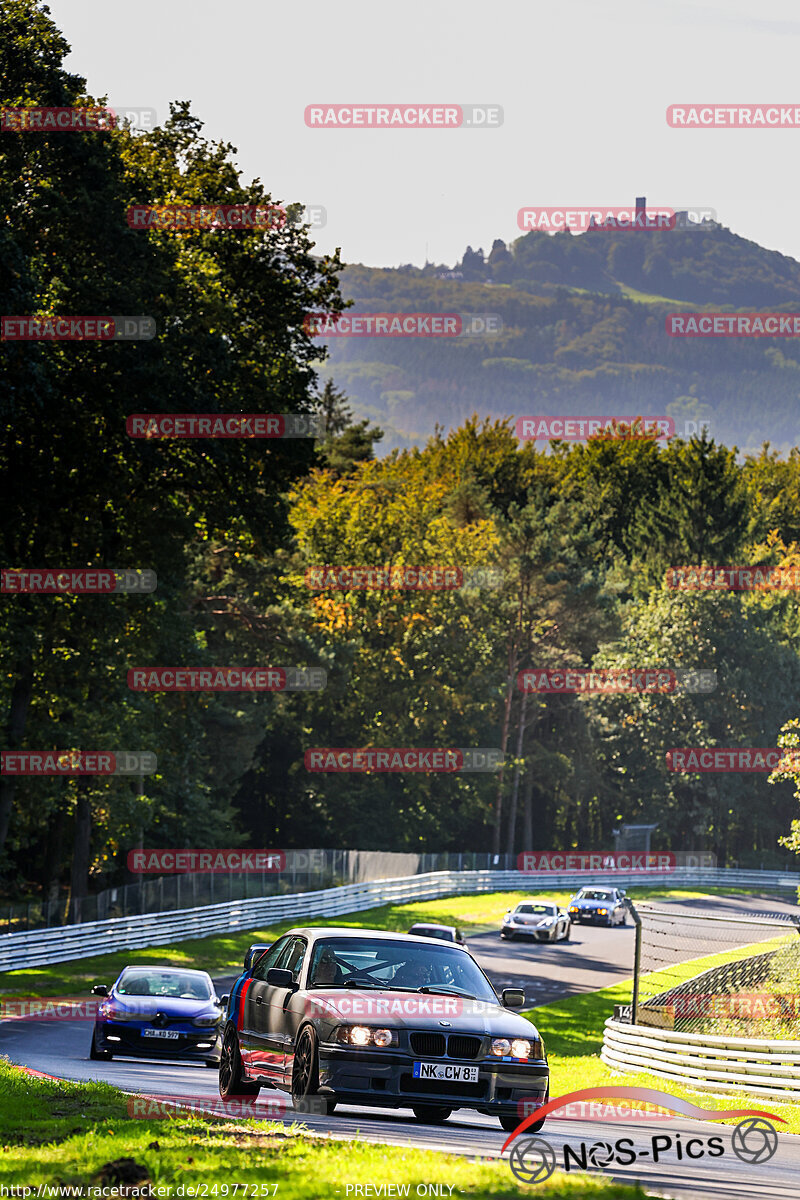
619, 901, 800, 1039
0, 849, 513, 932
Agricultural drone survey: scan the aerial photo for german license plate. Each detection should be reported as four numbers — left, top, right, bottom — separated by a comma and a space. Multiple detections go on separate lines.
412, 1061, 479, 1082
143, 1029, 180, 1039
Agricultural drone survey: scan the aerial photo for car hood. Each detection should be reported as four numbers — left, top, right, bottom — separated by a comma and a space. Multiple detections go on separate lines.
108, 993, 218, 1019
299, 989, 541, 1037
510, 914, 551, 925
571, 899, 608, 908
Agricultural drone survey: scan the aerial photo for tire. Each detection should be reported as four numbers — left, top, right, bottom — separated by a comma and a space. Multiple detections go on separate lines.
219, 1024, 261, 1098
205, 1059, 220, 1068
412, 1105, 451, 1124
499, 1112, 521, 1133
89, 1028, 112, 1061
519, 1086, 549, 1134
291, 1026, 336, 1115
562, 921, 571, 942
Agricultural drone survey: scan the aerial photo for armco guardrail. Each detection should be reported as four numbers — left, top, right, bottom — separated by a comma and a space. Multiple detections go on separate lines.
601, 1016, 800, 1102
0, 866, 797, 973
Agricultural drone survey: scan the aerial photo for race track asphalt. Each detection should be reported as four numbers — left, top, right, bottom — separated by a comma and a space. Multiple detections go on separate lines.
3, 891, 798, 1199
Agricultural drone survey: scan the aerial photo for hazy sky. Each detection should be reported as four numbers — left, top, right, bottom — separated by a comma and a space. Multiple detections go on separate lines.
46, 0, 800, 267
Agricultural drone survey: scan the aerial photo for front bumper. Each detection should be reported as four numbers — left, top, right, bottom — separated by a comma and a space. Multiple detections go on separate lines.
316, 1045, 549, 1115
502, 923, 552, 940
571, 910, 611, 924
94, 1021, 222, 1061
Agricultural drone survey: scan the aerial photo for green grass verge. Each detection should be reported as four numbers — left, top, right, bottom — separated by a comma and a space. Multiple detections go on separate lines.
531, 935, 800, 1135
0, 886, 761, 998
0, 1061, 649, 1197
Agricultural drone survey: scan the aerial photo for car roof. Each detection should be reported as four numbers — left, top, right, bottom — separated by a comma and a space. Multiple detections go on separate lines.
408, 922, 456, 932
118, 965, 212, 977
517, 900, 556, 905
283, 926, 467, 948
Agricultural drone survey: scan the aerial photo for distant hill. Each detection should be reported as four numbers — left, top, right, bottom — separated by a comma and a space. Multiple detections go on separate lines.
316, 217, 800, 455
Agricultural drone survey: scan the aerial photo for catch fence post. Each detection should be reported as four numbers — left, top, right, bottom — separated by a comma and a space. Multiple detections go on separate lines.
625, 897, 642, 1024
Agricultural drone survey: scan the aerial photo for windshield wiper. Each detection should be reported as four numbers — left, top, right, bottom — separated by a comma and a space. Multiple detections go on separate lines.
415, 985, 478, 998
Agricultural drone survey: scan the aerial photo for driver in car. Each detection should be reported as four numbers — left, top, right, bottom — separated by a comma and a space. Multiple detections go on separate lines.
311, 946, 345, 986
391, 959, 432, 988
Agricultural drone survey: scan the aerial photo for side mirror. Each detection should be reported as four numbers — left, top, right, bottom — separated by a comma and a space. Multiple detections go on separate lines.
91, 984, 109, 996
219, 994, 230, 1006
502, 988, 525, 1009
244, 943, 272, 971
266, 967, 295, 988
505, 909, 511, 914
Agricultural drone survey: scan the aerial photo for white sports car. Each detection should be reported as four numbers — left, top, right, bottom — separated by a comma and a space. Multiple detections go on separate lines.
500, 901, 571, 943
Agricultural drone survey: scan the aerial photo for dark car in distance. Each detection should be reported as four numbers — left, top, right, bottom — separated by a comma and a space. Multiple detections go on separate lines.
568, 887, 628, 927
220, 926, 549, 1132
89, 966, 227, 1065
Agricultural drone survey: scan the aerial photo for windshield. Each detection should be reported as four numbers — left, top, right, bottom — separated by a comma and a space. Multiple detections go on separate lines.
516, 904, 556, 916
117, 970, 213, 999
307, 937, 497, 1001
578, 891, 612, 901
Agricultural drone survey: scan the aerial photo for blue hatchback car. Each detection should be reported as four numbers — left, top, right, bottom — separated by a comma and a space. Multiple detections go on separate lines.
89, 966, 227, 1066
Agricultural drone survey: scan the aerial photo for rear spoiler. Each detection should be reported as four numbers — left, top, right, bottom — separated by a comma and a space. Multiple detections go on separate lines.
244, 943, 272, 971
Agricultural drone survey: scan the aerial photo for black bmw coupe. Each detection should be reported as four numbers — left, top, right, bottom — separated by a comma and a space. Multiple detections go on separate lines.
220, 926, 549, 1131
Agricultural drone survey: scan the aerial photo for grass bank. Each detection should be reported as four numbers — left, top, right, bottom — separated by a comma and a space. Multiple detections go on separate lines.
0, 1061, 648, 1198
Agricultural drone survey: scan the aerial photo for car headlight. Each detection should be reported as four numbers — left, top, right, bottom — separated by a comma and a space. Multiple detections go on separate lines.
597, 908, 608, 915
539, 919, 554, 927
99, 1004, 140, 1021
335, 1025, 397, 1047
490, 1038, 511, 1056
502, 914, 512, 923
569, 906, 579, 913
510, 1038, 532, 1059
192, 1012, 222, 1027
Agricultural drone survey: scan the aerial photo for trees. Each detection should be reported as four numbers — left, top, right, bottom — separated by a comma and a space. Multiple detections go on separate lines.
0, 0, 343, 896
